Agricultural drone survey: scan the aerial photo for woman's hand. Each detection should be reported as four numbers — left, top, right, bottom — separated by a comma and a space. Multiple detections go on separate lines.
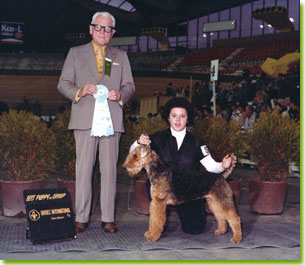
221, 153, 237, 170
138, 133, 151, 145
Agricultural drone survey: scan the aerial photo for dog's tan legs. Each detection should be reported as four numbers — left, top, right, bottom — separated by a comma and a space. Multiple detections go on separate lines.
208, 196, 242, 243
144, 199, 167, 241
206, 198, 227, 235
224, 210, 242, 243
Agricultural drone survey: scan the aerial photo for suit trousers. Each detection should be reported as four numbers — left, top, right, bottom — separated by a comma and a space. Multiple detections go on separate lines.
74, 129, 121, 223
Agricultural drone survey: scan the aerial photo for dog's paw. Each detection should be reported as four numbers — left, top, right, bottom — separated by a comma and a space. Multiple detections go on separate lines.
144, 230, 161, 241
144, 231, 150, 238
214, 229, 226, 235
230, 236, 242, 243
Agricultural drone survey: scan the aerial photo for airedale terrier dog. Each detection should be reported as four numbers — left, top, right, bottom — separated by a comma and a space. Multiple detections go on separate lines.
123, 145, 242, 243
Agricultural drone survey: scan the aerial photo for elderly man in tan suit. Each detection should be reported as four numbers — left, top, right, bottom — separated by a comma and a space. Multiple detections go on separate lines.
58, 11, 135, 234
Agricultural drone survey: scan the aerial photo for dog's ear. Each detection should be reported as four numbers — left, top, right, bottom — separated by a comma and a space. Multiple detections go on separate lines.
129, 141, 139, 153
140, 146, 149, 158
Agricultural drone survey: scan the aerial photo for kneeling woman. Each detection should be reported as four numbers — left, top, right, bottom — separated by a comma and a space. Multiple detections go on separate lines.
130, 97, 236, 235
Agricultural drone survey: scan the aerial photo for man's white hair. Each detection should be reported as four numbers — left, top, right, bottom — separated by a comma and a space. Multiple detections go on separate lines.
91, 12, 116, 28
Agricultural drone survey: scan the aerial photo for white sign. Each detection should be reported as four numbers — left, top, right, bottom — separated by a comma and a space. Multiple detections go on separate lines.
109, 36, 137, 46
203, 20, 236, 32
210, 59, 219, 81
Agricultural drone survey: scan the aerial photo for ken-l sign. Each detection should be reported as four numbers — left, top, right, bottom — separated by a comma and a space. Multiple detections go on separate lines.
1, 21, 24, 44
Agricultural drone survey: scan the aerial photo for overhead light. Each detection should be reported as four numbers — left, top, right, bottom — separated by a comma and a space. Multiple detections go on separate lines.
290, 17, 294, 22
203, 34, 207, 37
210, 32, 214, 35
260, 25, 264, 29
267, 24, 272, 28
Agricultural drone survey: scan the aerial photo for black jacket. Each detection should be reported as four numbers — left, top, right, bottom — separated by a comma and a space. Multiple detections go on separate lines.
149, 128, 220, 201
150, 128, 206, 173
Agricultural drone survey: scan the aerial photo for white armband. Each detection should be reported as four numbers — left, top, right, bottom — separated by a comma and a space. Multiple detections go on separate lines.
200, 155, 224, 173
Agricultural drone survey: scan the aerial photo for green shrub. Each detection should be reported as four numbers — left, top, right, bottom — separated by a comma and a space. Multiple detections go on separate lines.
247, 109, 300, 181
192, 117, 247, 162
0, 110, 56, 181
51, 108, 76, 180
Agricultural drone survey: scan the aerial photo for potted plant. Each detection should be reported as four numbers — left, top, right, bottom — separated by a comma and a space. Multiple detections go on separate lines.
120, 116, 168, 215
193, 117, 247, 162
0, 110, 56, 217
131, 169, 150, 215
51, 108, 100, 215
192, 117, 248, 210
246, 109, 300, 214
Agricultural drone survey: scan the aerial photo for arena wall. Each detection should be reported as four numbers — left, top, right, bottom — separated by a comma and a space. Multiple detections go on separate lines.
0, 75, 200, 115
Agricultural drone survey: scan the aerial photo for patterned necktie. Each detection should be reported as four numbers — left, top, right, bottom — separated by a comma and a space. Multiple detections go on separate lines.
96, 48, 105, 76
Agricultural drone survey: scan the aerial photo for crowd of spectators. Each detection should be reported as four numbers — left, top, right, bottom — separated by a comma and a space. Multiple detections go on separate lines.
191, 68, 300, 132
165, 82, 190, 97
122, 66, 300, 131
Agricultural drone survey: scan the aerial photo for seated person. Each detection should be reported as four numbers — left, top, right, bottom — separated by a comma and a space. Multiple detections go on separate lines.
239, 104, 256, 132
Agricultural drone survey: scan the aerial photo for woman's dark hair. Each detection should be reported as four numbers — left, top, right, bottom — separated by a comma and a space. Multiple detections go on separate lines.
161, 97, 194, 125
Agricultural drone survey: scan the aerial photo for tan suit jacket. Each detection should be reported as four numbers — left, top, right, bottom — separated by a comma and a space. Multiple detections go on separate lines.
58, 42, 135, 223
58, 42, 135, 132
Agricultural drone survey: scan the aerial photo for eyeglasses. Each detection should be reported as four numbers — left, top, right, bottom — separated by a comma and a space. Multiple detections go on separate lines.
90, 24, 114, 33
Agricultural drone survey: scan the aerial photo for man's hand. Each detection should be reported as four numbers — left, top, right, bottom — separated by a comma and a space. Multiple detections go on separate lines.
108, 90, 121, 102
79, 84, 97, 97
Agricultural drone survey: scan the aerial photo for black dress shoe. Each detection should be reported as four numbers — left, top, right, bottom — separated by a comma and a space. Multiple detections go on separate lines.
75, 222, 88, 233
102, 222, 118, 233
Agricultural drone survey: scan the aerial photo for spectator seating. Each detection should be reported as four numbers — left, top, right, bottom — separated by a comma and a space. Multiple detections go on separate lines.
178, 45, 237, 67
176, 34, 299, 75
231, 37, 299, 63
0, 33, 299, 76
0, 53, 64, 71
128, 50, 179, 71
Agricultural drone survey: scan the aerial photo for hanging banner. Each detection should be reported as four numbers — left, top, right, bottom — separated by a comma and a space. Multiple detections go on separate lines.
1, 21, 24, 44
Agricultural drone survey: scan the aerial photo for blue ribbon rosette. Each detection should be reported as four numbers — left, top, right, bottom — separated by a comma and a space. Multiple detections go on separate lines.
91, 84, 114, 137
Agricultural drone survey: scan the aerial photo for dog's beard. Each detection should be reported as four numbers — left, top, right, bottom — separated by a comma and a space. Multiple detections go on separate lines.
125, 167, 142, 177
